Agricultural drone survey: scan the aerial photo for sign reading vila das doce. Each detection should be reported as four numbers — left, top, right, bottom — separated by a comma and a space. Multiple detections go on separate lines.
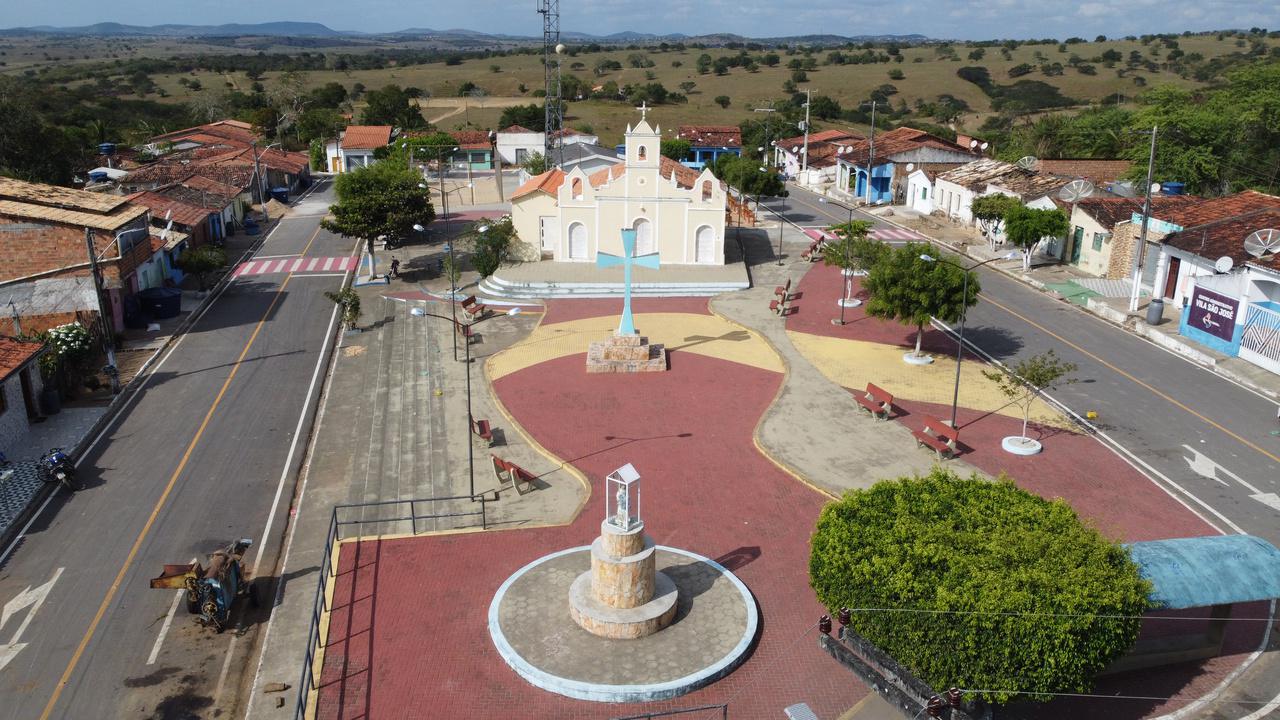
1188, 286, 1239, 342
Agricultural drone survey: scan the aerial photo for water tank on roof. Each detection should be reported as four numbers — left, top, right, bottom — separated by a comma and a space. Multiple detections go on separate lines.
1162, 182, 1185, 195
98, 142, 116, 155
88, 171, 109, 183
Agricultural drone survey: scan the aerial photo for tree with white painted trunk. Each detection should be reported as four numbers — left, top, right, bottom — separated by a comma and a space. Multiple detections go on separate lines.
983, 349, 1077, 453
863, 243, 979, 362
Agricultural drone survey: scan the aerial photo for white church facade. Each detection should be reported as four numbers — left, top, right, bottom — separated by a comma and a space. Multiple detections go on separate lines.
510, 111, 728, 266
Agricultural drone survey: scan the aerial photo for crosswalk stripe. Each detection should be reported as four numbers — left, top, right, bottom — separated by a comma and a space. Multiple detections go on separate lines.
339, 257, 353, 270
271, 259, 287, 273
322, 257, 334, 271
306, 257, 319, 272
289, 258, 304, 273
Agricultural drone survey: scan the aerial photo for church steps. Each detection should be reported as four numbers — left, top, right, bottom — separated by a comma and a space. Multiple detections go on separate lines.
478, 273, 747, 299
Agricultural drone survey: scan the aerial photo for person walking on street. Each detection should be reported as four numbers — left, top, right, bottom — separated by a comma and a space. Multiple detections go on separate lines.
389, 257, 400, 280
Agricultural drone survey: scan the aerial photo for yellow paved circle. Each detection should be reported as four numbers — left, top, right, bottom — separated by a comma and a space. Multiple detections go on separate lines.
489, 312, 784, 381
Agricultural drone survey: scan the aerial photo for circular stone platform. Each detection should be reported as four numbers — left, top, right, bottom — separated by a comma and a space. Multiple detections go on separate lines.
489, 546, 758, 703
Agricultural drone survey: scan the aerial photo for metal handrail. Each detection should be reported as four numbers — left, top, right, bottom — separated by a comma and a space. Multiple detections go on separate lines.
294, 495, 493, 719
610, 705, 729, 720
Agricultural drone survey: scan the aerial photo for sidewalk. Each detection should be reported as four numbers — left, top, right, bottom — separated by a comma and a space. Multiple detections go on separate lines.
875, 206, 1280, 400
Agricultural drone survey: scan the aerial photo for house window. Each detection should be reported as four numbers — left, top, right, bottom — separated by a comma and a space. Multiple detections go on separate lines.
516, 148, 528, 164
920, 187, 928, 200
1092, 232, 1106, 251
470, 151, 486, 163
0, 381, 7, 416
571, 178, 583, 200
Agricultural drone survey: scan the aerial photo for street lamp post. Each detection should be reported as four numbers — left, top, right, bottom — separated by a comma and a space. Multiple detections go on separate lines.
920, 251, 1017, 427
413, 305, 522, 499
820, 197, 858, 326
419, 146, 462, 360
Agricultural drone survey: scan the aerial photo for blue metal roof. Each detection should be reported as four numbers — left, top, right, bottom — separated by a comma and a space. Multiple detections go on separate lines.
1127, 535, 1280, 610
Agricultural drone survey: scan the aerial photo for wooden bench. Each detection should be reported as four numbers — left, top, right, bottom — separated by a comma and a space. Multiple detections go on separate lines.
769, 298, 789, 316
912, 415, 959, 459
774, 277, 792, 301
854, 382, 893, 420
491, 454, 535, 495
472, 418, 494, 446
800, 241, 823, 262
460, 295, 487, 320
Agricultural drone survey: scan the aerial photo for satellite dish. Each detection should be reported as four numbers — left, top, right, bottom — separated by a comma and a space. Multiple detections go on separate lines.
980, 142, 989, 150
906, 162, 915, 172
1243, 229, 1280, 258
1214, 256, 1234, 273
1017, 156, 1038, 170
1058, 179, 1096, 203
969, 139, 979, 149
1150, 182, 1162, 195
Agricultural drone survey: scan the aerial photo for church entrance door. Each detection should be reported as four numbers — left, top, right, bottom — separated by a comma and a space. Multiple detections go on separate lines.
633, 218, 654, 256
568, 222, 588, 260
695, 226, 715, 264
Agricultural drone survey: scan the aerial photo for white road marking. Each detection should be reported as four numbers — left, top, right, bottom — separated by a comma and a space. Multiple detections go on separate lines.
289, 258, 304, 273
146, 557, 197, 665
1251, 493, 1280, 512
306, 257, 319, 272
253, 254, 301, 260
213, 635, 237, 706
0, 567, 64, 672
322, 257, 334, 271
1182, 444, 1262, 493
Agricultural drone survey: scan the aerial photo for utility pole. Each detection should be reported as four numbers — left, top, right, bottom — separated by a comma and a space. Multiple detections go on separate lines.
801, 89, 812, 177
84, 228, 120, 394
490, 131, 505, 203
865, 100, 877, 205
438, 150, 459, 361
1129, 125, 1158, 313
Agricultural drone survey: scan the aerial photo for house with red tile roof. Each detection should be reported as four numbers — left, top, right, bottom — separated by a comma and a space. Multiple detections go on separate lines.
145, 120, 258, 154
1065, 195, 1202, 279
510, 111, 729, 266
833, 127, 979, 204
675, 125, 742, 170
325, 125, 396, 173
772, 129, 863, 184
0, 336, 48, 451
496, 125, 544, 166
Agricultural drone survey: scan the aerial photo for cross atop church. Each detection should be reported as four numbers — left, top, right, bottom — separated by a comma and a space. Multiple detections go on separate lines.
597, 228, 659, 336
635, 101, 649, 123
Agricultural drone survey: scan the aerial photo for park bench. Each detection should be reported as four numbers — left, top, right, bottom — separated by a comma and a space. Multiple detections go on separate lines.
912, 415, 959, 459
491, 454, 535, 495
460, 295, 488, 320
801, 241, 824, 262
472, 418, 494, 446
854, 382, 894, 420
769, 297, 789, 317
774, 277, 792, 301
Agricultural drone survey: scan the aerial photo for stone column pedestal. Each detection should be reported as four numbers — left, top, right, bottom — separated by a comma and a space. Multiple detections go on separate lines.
586, 333, 667, 373
569, 521, 678, 639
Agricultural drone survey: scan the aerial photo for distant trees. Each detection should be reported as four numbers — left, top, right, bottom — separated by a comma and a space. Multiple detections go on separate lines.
361, 84, 427, 129
660, 138, 692, 161
499, 103, 545, 131
714, 95, 731, 109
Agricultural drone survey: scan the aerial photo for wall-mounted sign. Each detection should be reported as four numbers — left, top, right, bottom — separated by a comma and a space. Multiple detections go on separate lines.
1187, 286, 1239, 342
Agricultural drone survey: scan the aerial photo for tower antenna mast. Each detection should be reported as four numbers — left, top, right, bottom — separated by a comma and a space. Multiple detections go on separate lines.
538, 0, 564, 168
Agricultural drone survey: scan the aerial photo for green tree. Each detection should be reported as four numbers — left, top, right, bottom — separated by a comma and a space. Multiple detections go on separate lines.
469, 216, 516, 278
174, 245, 226, 292
522, 151, 549, 175
821, 221, 885, 275
296, 107, 344, 144
1004, 205, 1069, 270
499, 103, 545, 131
660, 138, 692, 161
862, 243, 978, 360
679, 80, 696, 94
321, 161, 435, 280
970, 193, 1023, 248
714, 95, 731, 109
324, 287, 362, 329
361, 84, 427, 129
809, 469, 1150, 704
983, 349, 1078, 445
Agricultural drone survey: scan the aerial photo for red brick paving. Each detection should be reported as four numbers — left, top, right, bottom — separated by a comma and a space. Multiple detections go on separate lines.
317, 349, 866, 720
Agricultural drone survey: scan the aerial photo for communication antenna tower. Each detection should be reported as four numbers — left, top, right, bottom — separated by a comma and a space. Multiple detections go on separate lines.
538, 0, 565, 167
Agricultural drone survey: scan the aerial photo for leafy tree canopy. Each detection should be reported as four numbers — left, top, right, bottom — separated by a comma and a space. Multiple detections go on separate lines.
810, 469, 1150, 704
360, 84, 428, 129
499, 103, 545, 132
862, 243, 978, 356
660, 138, 692, 161
321, 161, 435, 255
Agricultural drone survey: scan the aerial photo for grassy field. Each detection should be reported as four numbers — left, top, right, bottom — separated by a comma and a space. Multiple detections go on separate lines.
8, 32, 1277, 145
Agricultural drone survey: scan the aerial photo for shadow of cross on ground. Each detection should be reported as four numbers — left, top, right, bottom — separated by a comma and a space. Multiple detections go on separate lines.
669, 330, 753, 352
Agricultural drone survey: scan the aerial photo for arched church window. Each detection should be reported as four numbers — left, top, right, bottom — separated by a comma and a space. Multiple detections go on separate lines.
702, 180, 712, 202
571, 178, 583, 200
638, 145, 647, 160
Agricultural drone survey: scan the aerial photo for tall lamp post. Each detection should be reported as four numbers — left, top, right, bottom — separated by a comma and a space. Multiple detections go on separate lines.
413, 305, 521, 499
419, 145, 461, 360
920, 251, 1017, 427
819, 197, 858, 326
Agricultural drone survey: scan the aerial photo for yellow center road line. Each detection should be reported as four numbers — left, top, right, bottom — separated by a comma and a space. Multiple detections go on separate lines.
297, 223, 324, 257
981, 291, 1280, 466
39, 275, 294, 720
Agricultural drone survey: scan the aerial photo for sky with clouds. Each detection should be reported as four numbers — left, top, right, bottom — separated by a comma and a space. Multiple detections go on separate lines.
8, 0, 1280, 40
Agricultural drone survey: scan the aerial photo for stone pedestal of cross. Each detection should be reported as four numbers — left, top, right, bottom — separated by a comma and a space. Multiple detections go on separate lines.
586, 229, 668, 373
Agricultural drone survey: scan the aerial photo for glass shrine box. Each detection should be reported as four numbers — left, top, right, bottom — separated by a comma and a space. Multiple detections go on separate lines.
605, 463, 642, 532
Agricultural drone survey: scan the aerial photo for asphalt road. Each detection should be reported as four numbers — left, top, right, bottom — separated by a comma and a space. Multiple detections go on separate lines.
780, 184, 1280, 544
0, 180, 354, 720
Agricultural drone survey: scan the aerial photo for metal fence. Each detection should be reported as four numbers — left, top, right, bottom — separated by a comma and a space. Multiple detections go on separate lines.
294, 495, 492, 719
1240, 302, 1280, 368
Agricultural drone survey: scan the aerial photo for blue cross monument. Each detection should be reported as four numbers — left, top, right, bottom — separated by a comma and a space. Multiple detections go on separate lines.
597, 228, 659, 336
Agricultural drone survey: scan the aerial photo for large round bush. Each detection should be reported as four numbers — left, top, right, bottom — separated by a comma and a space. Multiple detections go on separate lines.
809, 470, 1150, 704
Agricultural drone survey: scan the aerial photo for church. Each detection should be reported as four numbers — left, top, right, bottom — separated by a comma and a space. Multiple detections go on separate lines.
510, 108, 729, 266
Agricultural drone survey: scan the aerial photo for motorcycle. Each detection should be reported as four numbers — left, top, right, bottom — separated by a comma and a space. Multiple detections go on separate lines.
39, 448, 81, 492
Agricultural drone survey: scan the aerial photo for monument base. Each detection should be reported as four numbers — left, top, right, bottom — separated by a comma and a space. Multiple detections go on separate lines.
569, 569, 678, 639
587, 333, 667, 373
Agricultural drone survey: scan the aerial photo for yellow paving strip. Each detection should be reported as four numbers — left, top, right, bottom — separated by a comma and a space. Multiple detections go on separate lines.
787, 331, 1068, 429
981, 293, 1280, 464
40, 275, 294, 720
488, 312, 785, 380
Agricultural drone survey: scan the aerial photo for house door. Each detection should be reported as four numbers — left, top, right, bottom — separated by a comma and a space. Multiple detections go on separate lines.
568, 223, 587, 260
695, 226, 715, 264
1070, 226, 1084, 264
633, 218, 654, 256
1163, 256, 1181, 300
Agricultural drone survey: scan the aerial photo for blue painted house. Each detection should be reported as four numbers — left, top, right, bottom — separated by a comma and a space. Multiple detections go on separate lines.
835, 127, 978, 205
676, 126, 742, 170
